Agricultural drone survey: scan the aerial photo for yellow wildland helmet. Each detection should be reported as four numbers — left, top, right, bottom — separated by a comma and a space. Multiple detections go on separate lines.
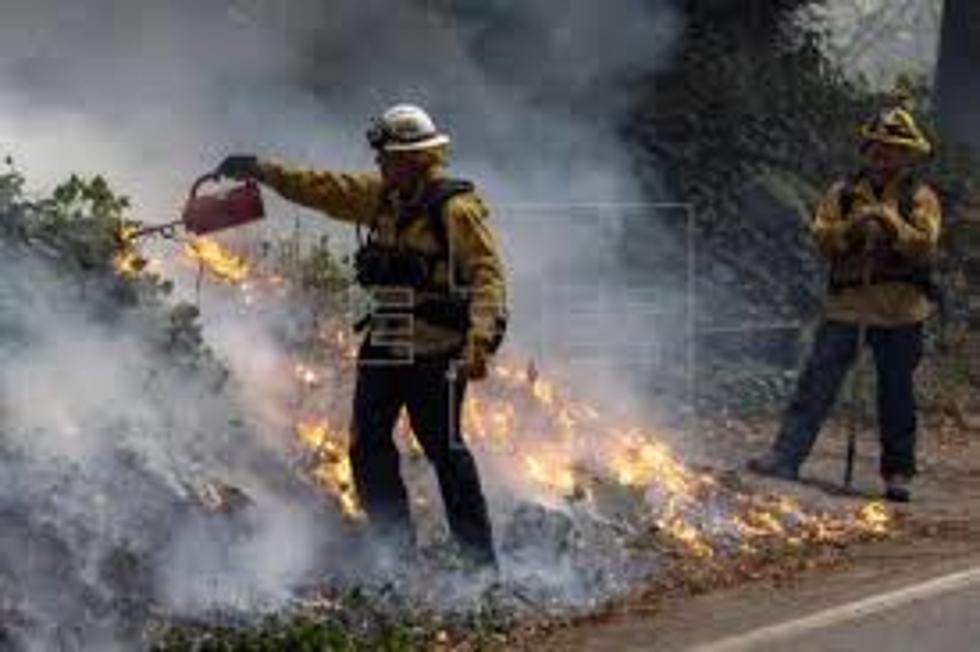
859, 107, 933, 157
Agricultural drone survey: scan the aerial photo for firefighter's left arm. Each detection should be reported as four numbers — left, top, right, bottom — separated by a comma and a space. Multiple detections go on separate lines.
883, 185, 942, 263
444, 193, 508, 351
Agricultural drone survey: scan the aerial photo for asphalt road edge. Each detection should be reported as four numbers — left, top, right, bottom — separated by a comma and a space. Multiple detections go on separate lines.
687, 564, 980, 652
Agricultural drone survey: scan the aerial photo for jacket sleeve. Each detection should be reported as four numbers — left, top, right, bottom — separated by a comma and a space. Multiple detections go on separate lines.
891, 185, 942, 264
444, 193, 508, 349
809, 182, 852, 259
257, 160, 382, 225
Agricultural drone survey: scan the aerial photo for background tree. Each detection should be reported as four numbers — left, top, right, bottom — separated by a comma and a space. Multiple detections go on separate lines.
936, 0, 980, 154
626, 0, 892, 328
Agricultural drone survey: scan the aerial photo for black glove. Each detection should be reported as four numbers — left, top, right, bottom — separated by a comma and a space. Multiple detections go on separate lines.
216, 154, 260, 180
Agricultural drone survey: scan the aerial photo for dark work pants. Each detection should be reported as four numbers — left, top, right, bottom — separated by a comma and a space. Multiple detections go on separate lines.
350, 346, 496, 565
772, 320, 923, 478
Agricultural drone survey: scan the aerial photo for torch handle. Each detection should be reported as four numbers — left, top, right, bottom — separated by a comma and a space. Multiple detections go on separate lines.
844, 236, 876, 490
129, 219, 184, 240
189, 171, 222, 199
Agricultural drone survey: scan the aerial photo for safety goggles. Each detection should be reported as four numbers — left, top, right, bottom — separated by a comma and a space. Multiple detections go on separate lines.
366, 117, 393, 151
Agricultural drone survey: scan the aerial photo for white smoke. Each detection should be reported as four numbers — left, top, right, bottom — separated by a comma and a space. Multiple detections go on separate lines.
1, 0, 696, 407
0, 0, 688, 647
0, 242, 344, 649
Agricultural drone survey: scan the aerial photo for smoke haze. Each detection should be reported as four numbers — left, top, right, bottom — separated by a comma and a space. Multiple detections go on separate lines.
0, 1, 689, 648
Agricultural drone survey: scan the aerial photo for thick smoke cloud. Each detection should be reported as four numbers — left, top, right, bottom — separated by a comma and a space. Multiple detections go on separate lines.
0, 0, 687, 648
0, 0, 687, 394
0, 241, 341, 649
0, 0, 679, 202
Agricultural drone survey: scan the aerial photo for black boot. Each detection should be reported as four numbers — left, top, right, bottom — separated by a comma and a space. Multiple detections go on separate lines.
747, 451, 800, 481
883, 474, 912, 503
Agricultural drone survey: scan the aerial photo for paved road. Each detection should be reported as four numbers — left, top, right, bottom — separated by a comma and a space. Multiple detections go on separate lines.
692, 566, 980, 652
548, 541, 980, 652
777, 584, 980, 652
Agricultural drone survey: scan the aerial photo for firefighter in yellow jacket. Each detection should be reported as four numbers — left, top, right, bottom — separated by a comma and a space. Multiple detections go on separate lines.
749, 108, 941, 503
217, 105, 507, 566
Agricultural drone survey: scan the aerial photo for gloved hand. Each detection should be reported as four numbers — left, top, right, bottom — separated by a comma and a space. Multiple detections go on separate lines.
215, 154, 260, 180
856, 204, 898, 234
849, 204, 895, 249
461, 335, 493, 381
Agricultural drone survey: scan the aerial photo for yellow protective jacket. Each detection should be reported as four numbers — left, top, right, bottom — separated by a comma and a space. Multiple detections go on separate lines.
811, 174, 942, 326
257, 161, 508, 357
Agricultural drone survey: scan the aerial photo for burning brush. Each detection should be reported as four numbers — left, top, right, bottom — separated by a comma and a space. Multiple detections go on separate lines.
286, 331, 896, 562
112, 223, 150, 277
295, 419, 363, 521
114, 188, 896, 566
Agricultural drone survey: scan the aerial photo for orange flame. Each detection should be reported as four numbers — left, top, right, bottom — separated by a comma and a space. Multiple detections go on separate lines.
112, 225, 147, 277
176, 242, 894, 560
856, 501, 891, 535
295, 420, 362, 520
183, 236, 250, 283
458, 360, 893, 558
284, 338, 895, 559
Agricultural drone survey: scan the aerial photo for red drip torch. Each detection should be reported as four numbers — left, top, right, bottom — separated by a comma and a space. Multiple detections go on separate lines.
130, 172, 265, 239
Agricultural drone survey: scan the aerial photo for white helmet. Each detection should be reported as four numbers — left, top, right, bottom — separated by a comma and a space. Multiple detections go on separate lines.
366, 104, 451, 152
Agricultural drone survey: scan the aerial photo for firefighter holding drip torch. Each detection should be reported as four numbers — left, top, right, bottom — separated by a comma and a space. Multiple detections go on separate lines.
216, 104, 507, 568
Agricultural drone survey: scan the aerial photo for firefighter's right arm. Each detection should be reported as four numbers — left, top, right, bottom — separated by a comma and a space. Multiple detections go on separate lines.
810, 183, 856, 259
256, 161, 382, 225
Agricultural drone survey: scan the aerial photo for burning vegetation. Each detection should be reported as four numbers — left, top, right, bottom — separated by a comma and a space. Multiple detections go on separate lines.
289, 330, 894, 562
144, 225, 895, 563
134, 226, 898, 648
0, 165, 899, 650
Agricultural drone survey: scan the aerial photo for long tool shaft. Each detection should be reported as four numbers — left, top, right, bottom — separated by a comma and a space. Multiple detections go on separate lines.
844, 232, 876, 489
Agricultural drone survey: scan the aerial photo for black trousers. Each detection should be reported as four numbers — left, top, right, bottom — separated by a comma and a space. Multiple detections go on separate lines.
773, 320, 923, 478
350, 346, 495, 565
